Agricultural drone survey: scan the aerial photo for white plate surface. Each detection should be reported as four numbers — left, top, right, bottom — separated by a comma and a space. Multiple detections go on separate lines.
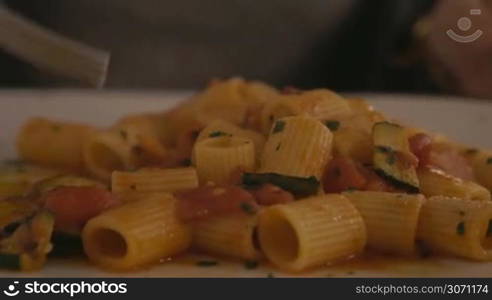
0, 90, 491, 277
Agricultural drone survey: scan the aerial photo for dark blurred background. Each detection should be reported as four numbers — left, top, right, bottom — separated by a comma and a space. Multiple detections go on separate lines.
1, 0, 491, 98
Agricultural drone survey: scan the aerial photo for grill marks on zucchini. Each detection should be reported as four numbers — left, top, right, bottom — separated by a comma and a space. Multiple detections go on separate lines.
372, 122, 420, 193
242, 172, 319, 198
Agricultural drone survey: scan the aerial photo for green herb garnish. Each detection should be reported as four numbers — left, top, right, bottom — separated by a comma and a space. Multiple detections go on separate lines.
456, 222, 465, 235
209, 131, 229, 138
240, 202, 257, 215
272, 120, 286, 134
324, 120, 340, 131
376, 145, 393, 154
345, 187, 358, 192
196, 260, 218, 267
386, 153, 396, 165
244, 260, 259, 270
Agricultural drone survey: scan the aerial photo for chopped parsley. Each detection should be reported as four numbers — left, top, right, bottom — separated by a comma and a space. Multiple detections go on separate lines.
487, 157, 492, 165
376, 145, 393, 154
209, 131, 229, 138
324, 120, 340, 131
272, 120, 286, 134
196, 260, 218, 267
386, 153, 396, 165
487, 219, 492, 237
240, 202, 257, 215
120, 130, 128, 140
244, 260, 259, 270
456, 222, 465, 235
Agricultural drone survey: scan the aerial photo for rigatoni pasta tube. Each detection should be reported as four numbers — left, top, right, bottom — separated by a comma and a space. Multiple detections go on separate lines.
194, 136, 255, 184
418, 167, 490, 201
417, 196, 492, 261
344, 191, 425, 255
260, 115, 333, 180
260, 89, 351, 134
82, 193, 192, 270
196, 120, 265, 157
192, 214, 260, 260
83, 127, 141, 180
258, 194, 366, 271
467, 151, 492, 191
17, 117, 94, 171
112, 167, 199, 202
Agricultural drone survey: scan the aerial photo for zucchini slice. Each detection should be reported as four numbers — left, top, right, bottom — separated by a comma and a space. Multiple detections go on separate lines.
242, 172, 319, 198
0, 210, 55, 271
50, 233, 83, 257
372, 122, 420, 193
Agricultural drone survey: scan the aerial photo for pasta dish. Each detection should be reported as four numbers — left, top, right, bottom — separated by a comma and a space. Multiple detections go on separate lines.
1, 78, 491, 273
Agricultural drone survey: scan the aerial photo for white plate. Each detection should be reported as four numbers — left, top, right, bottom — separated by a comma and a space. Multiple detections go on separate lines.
0, 90, 491, 278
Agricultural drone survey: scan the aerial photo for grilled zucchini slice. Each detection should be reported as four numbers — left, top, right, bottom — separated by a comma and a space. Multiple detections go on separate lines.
372, 122, 420, 193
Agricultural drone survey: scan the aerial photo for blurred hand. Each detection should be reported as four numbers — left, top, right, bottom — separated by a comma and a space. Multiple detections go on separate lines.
426, 0, 492, 98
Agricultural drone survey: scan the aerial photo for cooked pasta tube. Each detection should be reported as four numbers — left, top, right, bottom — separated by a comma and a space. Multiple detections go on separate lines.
196, 120, 265, 157
258, 194, 366, 271
192, 78, 249, 126
83, 126, 141, 180
112, 167, 199, 202
344, 191, 425, 255
82, 193, 192, 270
417, 196, 492, 260
465, 151, 492, 191
17, 117, 94, 171
333, 128, 373, 164
418, 167, 490, 201
194, 136, 255, 184
192, 213, 260, 260
260, 115, 333, 180
260, 89, 351, 134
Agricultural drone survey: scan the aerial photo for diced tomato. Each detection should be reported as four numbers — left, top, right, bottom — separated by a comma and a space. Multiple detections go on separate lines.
250, 184, 294, 206
176, 185, 259, 222
362, 168, 398, 192
43, 187, 120, 233
424, 144, 474, 180
323, 157, 368, 193
409, 133, 433, 163
410, 134, 473, 180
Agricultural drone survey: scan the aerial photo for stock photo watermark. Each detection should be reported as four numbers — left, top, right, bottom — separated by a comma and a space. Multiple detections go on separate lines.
2, 280, 127, 297
447, 9, 483, 43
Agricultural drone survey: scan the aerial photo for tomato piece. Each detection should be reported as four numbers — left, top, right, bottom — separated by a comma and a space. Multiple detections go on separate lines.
43, 187, 120, 233
409, 133, 433, 163
323, 157, 368, 193
250, 184, 294, 206
176, 185, 259, 222
424, 144, 474, 180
